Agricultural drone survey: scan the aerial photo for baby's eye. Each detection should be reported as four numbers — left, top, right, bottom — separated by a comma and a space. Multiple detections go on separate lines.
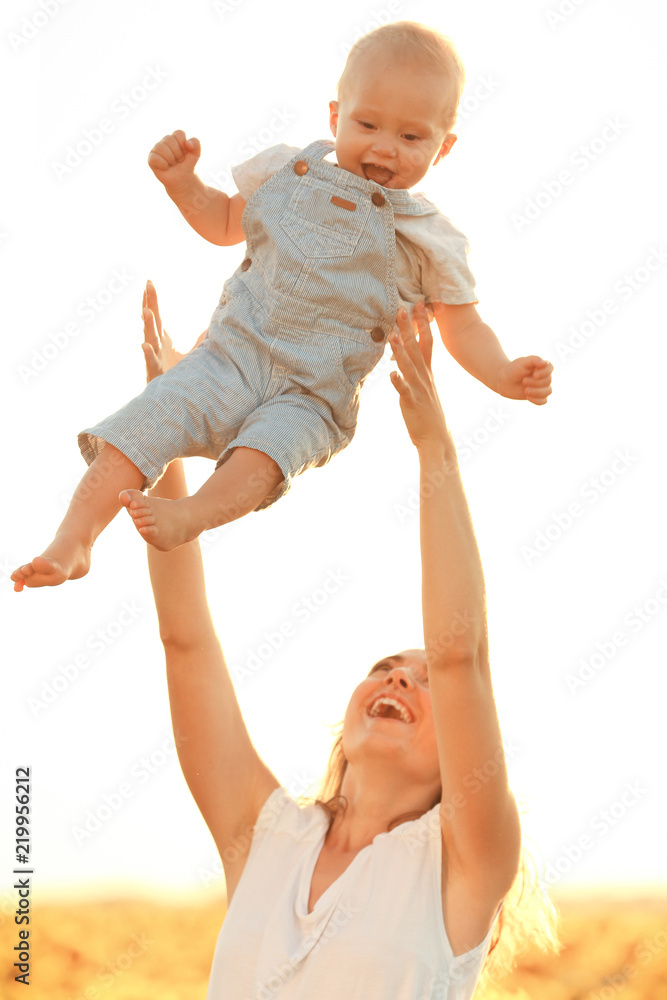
359, 121, 376, 130
403, 134, 421, 142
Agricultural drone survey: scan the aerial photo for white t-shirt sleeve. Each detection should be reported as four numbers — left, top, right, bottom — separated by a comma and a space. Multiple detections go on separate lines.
397, 210, 479, 306
231, 143, 302, 201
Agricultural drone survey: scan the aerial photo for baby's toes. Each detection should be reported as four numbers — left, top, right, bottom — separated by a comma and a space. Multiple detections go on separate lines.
119, 488, 145, 509
131, 509, 156, 529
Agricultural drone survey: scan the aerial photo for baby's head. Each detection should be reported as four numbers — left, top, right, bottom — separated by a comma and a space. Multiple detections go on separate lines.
330, 21, 465, 190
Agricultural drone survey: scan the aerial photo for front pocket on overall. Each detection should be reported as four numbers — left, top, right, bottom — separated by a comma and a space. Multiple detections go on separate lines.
280, 177, 371, 258
335, 335, 386, 389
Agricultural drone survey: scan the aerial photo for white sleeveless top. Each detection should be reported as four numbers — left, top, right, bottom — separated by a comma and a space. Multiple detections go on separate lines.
206, 786, 500, 1000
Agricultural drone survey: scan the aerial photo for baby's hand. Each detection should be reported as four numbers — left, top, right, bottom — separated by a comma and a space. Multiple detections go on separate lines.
497, 356, 553, 405
148, 130, 201, 191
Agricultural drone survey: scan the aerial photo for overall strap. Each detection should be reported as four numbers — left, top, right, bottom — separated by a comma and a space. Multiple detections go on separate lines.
297, 139, 337, 160
294, 139, 437, 217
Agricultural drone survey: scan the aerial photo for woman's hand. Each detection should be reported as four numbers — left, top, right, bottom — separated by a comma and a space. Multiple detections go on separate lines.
141, 280, 206, 384
389, 302, 450, 451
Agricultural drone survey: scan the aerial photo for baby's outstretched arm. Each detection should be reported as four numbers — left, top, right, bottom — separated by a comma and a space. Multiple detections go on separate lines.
149, 130, 247, 247
432, 301, 553, 405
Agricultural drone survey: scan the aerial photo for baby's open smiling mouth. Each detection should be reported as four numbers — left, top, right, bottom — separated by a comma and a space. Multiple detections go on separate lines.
362, 163, 395, 186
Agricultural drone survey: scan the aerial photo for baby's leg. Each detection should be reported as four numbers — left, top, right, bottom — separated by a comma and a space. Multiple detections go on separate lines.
12, 444, 144, 590
120, 447, 283, 550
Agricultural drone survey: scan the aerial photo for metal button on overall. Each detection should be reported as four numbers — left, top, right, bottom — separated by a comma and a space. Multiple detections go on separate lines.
240, 258, 252, 271
293, 160, 309, 175
371, 191, 386, 207
370, 326, 385, 342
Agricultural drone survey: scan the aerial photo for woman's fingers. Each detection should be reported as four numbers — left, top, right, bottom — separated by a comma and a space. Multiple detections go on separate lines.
413, 301, 433, 369
391, 303, 433, 381
145, 280, 163, 342
142, 341, 162, 383
148, 283, 162, 340
390, 310, 418, 378
142, 305, 161, 357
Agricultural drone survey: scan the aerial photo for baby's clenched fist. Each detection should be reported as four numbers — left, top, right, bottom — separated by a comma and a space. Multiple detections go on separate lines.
148, 129, 201, 190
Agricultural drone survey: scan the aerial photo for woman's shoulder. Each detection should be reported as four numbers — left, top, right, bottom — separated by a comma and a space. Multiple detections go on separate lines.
383, 802, 443, 852
253, 785, 328, 841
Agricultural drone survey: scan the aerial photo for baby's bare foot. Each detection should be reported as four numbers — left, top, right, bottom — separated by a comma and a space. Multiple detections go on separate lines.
11, 533, 91, 590
119, 489, 199, 551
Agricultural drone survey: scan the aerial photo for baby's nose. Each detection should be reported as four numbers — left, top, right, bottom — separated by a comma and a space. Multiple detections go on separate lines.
370, 134, 398, 157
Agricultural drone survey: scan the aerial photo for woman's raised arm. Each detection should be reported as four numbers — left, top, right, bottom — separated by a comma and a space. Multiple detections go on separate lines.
135, 284, 279, 869
390, 304, 522, 913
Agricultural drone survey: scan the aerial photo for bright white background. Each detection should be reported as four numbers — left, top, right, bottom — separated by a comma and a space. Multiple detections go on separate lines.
1, 0, 665, 906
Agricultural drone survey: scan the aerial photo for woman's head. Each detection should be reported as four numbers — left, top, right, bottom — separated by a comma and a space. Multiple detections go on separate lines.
330, 22, 465, 190
308, 649, 442, 831
341, 649, 441, 802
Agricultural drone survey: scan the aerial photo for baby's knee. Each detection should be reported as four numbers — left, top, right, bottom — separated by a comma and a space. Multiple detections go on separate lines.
235, 446, 283, 486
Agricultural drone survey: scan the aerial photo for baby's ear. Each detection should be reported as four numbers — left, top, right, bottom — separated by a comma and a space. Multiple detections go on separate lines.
329, 100, 339, 137
434, 133, 458, 166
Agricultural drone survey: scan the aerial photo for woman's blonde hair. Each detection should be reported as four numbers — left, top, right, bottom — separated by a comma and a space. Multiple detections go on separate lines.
297, 718, 561, 991
337, 21, 466, 134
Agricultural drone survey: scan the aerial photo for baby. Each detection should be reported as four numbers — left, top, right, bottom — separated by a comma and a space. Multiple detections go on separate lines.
12, 20, 552, 591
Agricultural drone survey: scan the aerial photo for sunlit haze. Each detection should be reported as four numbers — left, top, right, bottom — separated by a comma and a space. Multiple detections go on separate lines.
2, 0, 665, 906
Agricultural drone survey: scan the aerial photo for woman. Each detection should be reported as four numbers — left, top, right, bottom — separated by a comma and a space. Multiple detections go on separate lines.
133, 284, 556, 999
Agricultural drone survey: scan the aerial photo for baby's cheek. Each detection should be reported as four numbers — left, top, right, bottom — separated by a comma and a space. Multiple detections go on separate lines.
405, 147, 424, 169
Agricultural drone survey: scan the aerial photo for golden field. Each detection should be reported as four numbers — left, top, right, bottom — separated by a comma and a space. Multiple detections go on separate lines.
1, 892, 666, 1000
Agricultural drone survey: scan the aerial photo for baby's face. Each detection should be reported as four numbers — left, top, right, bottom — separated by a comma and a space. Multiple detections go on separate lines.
330, 52, 457, 189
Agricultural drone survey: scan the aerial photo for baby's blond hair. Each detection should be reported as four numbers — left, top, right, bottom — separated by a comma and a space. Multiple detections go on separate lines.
337, 21, 466, 134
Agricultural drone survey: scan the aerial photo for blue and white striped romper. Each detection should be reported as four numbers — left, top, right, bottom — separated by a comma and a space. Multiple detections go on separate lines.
78, 139, 449, 509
